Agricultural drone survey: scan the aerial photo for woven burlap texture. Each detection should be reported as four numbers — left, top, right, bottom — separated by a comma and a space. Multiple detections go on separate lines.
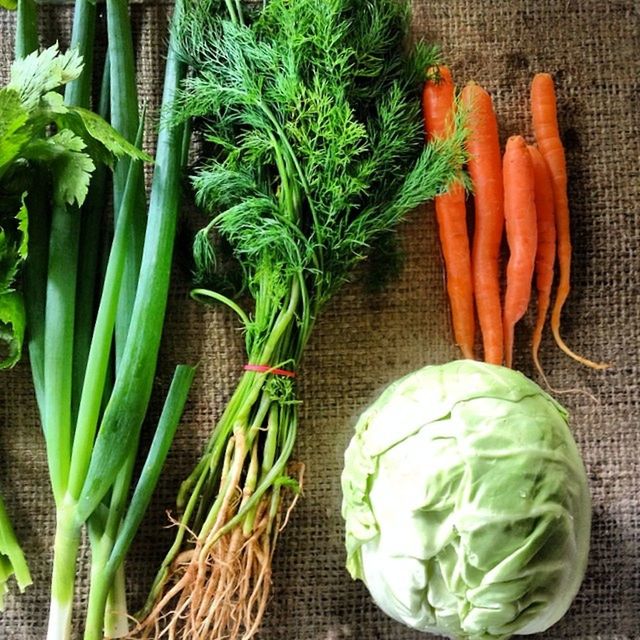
0, 1, 638, 638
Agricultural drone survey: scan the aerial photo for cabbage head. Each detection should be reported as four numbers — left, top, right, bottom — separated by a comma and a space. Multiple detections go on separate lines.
341, 360, 591, 640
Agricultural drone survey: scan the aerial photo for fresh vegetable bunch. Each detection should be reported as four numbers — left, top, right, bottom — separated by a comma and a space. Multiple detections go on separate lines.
136, 0, 466, 637
0, 40, 148, 618
0, 1, 194, 638
423, 67, 607, 375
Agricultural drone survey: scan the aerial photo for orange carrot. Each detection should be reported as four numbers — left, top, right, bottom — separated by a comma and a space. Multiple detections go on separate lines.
530, 73, 608, 369
502, 135, 537, 369
461, 82, 504, 365
422, 66, 475, 360
528, 145, 556, 378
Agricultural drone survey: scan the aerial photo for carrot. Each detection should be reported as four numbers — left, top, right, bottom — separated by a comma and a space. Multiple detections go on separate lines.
502, 135, 537, 369
461, 82, 504, 365
422, 66, 475, 360
528, 144, 556, 378
530, 73, 608, 369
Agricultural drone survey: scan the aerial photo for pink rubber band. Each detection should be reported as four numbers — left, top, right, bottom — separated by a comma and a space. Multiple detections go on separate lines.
244, 364, 297, 378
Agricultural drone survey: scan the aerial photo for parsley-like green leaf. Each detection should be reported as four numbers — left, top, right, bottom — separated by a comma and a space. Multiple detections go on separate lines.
8, 43, 83, 110
0, 89, 28, 140
67, 107, 152, 163
47, 130, 96, 206
40, 90, 68, 115
0, 89, 30, 174
0, 195, 28, 294
23, 130, 96, 206
15, 196, 28, 260
0, 291, 25, 369
0, 229, 19, 295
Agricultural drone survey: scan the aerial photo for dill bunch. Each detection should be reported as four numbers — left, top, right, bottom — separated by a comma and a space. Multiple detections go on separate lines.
137, 0, 465, 637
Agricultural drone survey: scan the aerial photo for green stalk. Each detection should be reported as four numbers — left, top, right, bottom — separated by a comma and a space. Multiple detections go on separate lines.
84, 365, 195, 640
76, 20, 187, 523
85, 528, 114, 638
106, 0, 146, 361
44, 3, 97, 637
96, 449, 137, 636
0, 493, 32, 608
43, 202, 80, 506
66, 0, 96, 108
104, 565, 128, 638
15, 0, 38, 59
16, 0, 44, 412
72, 56, 111, 421
59, 125, 143, 638
22, 184, 50, 419
47, 501, 81, 640
92, 49, 145, 620
67, 127, 144, 501
42, 0, 95, 500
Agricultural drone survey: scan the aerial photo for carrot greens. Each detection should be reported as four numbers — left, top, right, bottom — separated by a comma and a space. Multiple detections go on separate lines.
137, 0, 465, 637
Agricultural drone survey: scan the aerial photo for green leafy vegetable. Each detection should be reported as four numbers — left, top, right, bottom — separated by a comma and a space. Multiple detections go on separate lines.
139, 1, 465, 637
8, 43, 83, 109
341, 360, 591, 640
0, 291, 25, 369
0, 39, 142, 375
24, 130, 96, 205
0, 2, 192, 633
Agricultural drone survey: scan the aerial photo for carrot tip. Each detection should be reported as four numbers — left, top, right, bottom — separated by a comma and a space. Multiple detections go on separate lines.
552, 328, 611, 370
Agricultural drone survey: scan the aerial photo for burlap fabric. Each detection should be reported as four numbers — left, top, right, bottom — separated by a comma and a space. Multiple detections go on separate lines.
0, 1, 638, 638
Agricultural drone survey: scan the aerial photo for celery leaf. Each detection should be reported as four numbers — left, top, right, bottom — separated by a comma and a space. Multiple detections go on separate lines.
0, 291, 25, 369
8, 43, 83, 110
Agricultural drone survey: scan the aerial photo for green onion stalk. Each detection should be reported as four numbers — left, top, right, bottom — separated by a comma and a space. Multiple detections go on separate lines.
7, 0, 193, 638
137, 1, 466, 638
84, 0, 147, 635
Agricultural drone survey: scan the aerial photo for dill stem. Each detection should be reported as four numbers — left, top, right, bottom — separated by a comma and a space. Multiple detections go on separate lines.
223, 0, 239, 23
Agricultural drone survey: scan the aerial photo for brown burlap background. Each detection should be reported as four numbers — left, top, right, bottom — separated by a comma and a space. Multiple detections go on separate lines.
0, 1, 638, 638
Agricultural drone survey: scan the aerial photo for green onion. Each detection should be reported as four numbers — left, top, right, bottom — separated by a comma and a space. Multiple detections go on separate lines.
14, 0, 38, 59
106, 0, 146, 360
5, 0, 193, 636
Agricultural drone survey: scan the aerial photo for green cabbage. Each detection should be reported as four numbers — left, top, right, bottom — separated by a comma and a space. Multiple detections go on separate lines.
341, 360, 591, 639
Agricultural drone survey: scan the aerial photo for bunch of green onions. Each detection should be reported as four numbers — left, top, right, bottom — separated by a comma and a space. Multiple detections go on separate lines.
10, 1, 193, 638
